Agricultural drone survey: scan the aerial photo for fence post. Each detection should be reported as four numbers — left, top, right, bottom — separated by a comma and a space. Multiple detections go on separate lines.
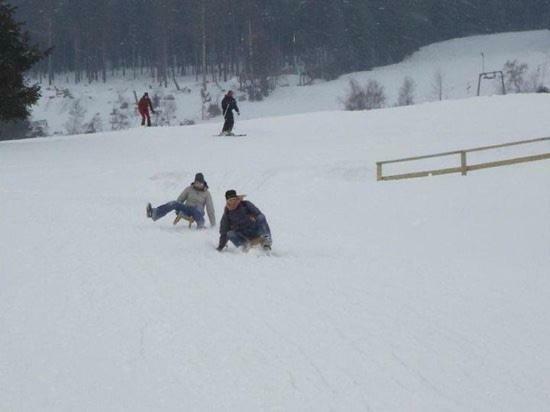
376, 162, 383, 181
460, 151, 467, 176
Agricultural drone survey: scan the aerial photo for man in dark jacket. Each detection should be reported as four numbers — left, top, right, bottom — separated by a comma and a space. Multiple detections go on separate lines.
138, 92, 155, 126
220, 90, 240, 136
217, 190, 272, 251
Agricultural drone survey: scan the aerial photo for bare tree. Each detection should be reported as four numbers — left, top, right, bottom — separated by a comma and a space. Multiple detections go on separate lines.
396, 76, 416, 106
431, 69, 445, 101
364, 80, 386, 110
84, 113, 103, 133
503, 60, 528, 93
528, 63, 550, 92
343, 79, 367, 111
343, 79, 386, 111
65, 99, 86, 135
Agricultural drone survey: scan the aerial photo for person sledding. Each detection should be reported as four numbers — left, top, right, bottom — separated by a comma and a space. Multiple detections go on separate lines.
220, 90, 240, 136
146, 173, 216, 229
138, 92, 156, 127
216, 190, 272, 252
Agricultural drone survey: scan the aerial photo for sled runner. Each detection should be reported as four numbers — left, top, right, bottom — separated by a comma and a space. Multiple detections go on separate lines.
173, 213, 195, 228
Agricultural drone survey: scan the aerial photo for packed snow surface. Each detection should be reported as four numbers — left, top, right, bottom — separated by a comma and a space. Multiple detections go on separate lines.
1, 92, 550, 410
3, 29, 550, 411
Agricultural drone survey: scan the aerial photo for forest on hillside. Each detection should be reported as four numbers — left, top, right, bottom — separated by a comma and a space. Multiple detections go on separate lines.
10, 0, 550, 87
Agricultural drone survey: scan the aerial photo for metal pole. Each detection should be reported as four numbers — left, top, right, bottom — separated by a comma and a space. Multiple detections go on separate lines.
477, 74, 482, 96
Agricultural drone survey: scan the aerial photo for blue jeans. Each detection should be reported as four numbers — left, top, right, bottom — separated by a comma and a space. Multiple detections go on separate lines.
152, 201, 205, 227
227, 215, 272, 247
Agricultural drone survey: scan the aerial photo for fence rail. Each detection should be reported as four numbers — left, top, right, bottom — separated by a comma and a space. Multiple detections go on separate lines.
376, 137, 550, 181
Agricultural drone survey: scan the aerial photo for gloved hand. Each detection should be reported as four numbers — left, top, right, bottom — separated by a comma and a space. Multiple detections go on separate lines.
216, 245, 224, 252
237, 111, 240, 116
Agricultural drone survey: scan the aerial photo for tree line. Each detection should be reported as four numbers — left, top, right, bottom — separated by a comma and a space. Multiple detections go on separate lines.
10, 0, 550, 87
0, 0, 44, 123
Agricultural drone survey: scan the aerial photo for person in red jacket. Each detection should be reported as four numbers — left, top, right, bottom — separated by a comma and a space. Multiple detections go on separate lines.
138, 92, 155, 126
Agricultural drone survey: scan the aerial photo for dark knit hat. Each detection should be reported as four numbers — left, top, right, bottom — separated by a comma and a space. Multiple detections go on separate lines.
194, 173, 205, 183
225, 189, 237, 200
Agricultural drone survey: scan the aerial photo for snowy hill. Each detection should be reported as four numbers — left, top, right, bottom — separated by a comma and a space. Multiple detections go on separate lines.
1, 92, 550, 410
29, 30, 550, 136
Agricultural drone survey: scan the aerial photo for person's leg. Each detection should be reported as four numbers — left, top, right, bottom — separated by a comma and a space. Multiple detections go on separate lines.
222, 115, 234, 134
140, 111, 146, 126
151, 201, 181, 221
175, 205, 205, 228
227, 230, 248, 248
251, 215, 272, 246
145, 111, 151, 127
222, 117, 231, 133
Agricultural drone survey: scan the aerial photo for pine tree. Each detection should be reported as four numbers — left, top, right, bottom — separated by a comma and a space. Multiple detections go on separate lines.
7, 0, 550, 88
0, 0, 46, 122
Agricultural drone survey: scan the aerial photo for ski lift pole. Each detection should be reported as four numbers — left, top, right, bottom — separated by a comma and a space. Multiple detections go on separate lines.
233, 108, 238, 133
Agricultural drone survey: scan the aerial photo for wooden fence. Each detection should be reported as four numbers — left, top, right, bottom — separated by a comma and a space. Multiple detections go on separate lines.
376, 137, 550, 181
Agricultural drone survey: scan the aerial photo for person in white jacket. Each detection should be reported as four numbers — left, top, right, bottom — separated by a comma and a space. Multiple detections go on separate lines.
146, 173, 216, 229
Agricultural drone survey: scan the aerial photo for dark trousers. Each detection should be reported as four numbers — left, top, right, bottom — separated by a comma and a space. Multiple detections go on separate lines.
222, 115, 234, 133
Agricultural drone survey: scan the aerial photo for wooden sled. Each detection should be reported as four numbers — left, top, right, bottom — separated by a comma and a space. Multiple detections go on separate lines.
173, 213, 195, 228
247, 237, 263, 247
241, 237, 266, 253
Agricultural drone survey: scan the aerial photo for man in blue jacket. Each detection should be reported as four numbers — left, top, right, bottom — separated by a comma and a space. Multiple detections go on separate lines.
216, 190, 272, 252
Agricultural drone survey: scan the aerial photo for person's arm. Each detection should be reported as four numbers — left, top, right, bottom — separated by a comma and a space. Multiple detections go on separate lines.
176, 187, 190, 204
205, 191, 216, 226
243, 200, 261, 218
217, 212, 229, 251
233, 99, 240, 115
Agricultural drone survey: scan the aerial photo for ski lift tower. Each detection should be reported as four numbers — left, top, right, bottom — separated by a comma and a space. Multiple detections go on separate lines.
477, 71, 506, 96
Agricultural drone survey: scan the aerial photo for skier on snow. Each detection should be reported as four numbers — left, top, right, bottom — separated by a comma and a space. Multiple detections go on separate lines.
220, 90, 240, 136
146, 173, 216, 229
216, 190, 272, 252
138, 92, 156, 127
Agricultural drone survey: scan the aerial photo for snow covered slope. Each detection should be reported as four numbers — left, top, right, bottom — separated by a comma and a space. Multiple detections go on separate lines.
29, 30, 550, 136
1, 93, 550, 410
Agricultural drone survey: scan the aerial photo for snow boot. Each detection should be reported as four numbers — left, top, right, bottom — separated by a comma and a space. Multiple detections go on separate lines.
260, 234, 272, 248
